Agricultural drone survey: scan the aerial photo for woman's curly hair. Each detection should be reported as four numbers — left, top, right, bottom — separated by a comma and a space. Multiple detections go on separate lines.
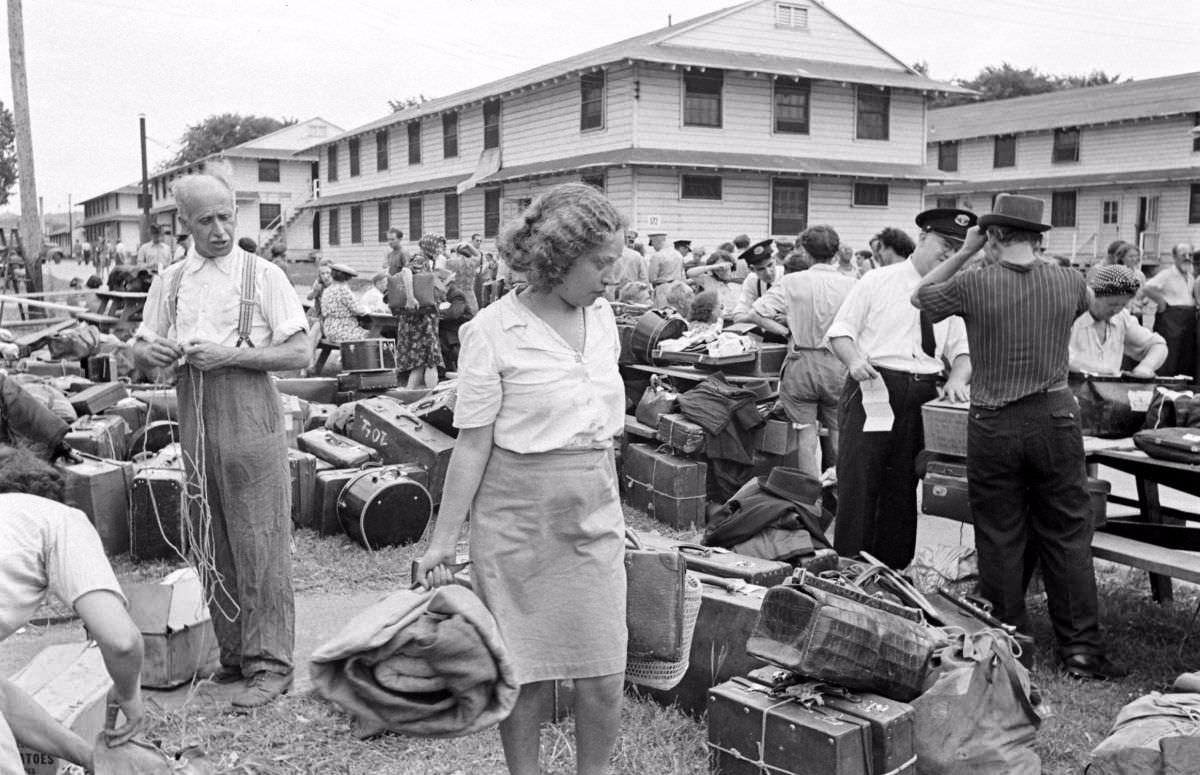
0, 443, 65, 501
498, 183, 628, 293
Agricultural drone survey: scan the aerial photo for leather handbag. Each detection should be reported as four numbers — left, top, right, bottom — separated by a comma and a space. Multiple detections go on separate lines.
412, 270, 438, 311
634, 375, 678, 428
386, 273, 409, 315
624, 528, 688, 662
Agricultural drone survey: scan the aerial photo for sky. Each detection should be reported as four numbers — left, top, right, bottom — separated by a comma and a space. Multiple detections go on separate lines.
1, 0, 1197, 217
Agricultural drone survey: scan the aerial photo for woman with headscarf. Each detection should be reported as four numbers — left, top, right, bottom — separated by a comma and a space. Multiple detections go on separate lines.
1069, 265, 1167, 376
394, 234, 445, 389
414, 183, 627, 775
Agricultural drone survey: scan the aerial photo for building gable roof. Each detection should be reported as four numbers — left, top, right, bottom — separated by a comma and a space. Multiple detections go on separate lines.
315, 0, 964, 149
930, 70, 1200, 142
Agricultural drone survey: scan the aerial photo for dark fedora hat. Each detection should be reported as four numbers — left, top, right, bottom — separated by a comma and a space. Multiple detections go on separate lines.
757, 466, 822, 507
978, 193, 1051, 232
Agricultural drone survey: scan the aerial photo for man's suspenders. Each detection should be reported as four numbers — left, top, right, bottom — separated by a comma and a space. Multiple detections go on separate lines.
165, 253, 258, 348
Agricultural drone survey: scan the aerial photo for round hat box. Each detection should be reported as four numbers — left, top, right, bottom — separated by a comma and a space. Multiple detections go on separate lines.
337, 466, 432, 549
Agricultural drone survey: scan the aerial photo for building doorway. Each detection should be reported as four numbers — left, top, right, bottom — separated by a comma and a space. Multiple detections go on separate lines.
1136, 195, 1160, 259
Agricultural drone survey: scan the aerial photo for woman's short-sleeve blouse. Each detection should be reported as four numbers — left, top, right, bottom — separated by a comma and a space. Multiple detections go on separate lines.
453, 292, 624, 453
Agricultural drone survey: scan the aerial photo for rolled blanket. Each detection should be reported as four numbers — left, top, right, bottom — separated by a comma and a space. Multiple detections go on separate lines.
310, 584, 518, 738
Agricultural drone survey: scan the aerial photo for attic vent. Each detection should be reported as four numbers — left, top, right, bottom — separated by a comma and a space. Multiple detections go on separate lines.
775, 3, 809, 29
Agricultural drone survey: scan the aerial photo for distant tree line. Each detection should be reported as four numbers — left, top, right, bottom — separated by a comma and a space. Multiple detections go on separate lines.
913, 62, 1125, 107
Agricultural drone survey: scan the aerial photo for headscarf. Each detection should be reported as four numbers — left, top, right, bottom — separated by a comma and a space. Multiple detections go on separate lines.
418, 233, 445, 257
1089, 264, 1141, 297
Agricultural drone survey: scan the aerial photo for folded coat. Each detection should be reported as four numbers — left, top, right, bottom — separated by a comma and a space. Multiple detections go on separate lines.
310, 584, 518, 739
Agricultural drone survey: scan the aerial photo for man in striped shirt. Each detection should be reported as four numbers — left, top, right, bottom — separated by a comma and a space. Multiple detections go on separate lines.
913, 193, 1125, 681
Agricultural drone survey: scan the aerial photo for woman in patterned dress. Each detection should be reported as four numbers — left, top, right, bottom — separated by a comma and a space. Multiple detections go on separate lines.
392, 235, 444, 389
318, 264, 370, 343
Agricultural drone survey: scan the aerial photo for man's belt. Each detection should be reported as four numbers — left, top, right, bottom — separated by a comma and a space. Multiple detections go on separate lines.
875, 366, 943, 384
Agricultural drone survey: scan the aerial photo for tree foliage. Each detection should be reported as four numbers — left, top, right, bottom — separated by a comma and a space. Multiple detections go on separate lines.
388, 94, 430, 113
931, 63, 1124, 108
0, 100, 18, 207
163, 113, 297, 169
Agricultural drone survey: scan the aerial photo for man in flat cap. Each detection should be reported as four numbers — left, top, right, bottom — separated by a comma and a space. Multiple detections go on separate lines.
732, 239, 783, 323
646, 232, 684, 287
1070, 265, 1166, 376
913, 194, 1126, 680
826, 209, 974, 569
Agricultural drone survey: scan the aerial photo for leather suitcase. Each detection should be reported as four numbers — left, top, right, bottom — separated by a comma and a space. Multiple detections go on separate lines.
305, 402, 336, 432
288, 449, 319, 528
622, 443, 706, 528
19, 359, 84, 377
85, 353, 118, 382
745, 668, 917, 775
637, 533, 791, 586
337, 369, 399, 392
297, 429, 379, 468
58, 455, 134, 555
656, 413, 705, 455
642, 577, 768, 717
103, 397, 148, 436
69, 381, 130, 416
128, 420, 181, 461
350, 397, 454, 502
65, 414, 129, 460
274, 376, 339, 404
130, 466, 187, 562
312, 467, 364, 534
922, 461, 971, 524
406, 388, 457, 438
707, 678, 871, 775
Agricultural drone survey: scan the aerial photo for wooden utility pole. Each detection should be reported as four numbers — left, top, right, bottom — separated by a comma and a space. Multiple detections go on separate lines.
8, 0, 43, 290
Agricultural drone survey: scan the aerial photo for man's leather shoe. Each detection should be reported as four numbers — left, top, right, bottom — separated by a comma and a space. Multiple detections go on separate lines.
231, 671, 293, 708
209, 665, 243, 685
1062, 653, 1129, 681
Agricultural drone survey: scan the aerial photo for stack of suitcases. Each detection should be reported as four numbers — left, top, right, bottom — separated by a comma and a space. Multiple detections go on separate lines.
623, 410, 709, 529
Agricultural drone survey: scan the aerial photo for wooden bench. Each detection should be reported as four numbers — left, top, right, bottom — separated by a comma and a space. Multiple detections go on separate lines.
1092, 532, 1200, 587
72, 311, 121, 331
310, 340, 338, 376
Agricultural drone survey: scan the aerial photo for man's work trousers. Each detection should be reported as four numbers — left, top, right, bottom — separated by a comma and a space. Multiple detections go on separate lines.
178, 364, 295, 676
834, 370, 937, 569
966, 389, 1101, 658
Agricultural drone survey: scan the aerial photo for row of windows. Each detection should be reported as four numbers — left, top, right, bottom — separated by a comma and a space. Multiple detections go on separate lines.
318, 174, 906, 248
937, 128, 1086, 172
327, 102, 499, 182
942, 186, 1200, 228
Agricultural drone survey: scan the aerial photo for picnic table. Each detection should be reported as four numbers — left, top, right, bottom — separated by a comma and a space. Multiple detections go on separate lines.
92, 290, 147, 337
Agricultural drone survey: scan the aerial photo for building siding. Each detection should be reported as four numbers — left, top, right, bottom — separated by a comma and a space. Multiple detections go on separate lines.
667, 1, 904, 69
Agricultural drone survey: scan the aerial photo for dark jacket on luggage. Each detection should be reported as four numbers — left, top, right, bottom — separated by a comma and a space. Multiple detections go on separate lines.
0, 374, 70, 459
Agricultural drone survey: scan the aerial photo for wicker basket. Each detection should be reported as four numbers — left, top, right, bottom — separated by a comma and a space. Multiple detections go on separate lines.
625, 572, 703, 691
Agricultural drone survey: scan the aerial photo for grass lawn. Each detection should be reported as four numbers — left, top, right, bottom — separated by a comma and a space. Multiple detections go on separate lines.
111, 509, 1200, 774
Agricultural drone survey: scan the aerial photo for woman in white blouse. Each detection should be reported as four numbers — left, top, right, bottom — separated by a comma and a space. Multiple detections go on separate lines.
414, 183, 627, 775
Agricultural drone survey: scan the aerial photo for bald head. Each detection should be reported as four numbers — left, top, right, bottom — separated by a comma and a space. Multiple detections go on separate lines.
1173, 243, 1195, 272
174, 173, 237, 259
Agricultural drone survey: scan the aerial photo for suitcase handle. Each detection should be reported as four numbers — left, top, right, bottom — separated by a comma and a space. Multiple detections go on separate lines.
676, 543, 724, 558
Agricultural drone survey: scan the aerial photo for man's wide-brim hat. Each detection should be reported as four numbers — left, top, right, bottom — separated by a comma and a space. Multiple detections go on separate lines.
978, 193, 1051, 232
757, 466, 822, 508
330, 262, 358, 277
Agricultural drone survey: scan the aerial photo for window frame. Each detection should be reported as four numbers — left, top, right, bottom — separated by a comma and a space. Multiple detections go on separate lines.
350, 205, 362, 244
937, 141, 959, 172
1188, 183, 1200, 224
483, 188, 501, 237
327, 145, 338, 182
348, 137, 361, 177
328, 208, 340, 246
409, 197, 423, 240
580, 70, 605, 132
852, 182, 889, 207
444, 193, 460, 241
376, 129, 389, 171
770, 178, 808, 235
1052, 128, 1080, 163
855, 87, 890, 141
680, 173, 723, 201
682, 70, 723, 128
773, 78, 811, 135
1051, 190, 1078, 227
580, 172, 606, 192
377, 200, 390, 243
993, 135, 1016, 168
443, 112, 459, 158
483, 101, 501, 150
775, 2, 810, 28
258, 202, 281, 231
1101, 199, 1119, 226
407, 121, 421, 165
257, 158, 280, 183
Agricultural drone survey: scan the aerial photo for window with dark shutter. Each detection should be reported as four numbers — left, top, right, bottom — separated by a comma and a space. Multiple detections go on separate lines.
328, 208, 340, 245
483, 101, 501, 150
408, 122, 421, 165
853, 182, 889, 206
937, 142, 958, 172
774, 79, 810, 134
257, 159, 280, 183
444, 194, 460, 240
1052, 128, 1080, 163
443, 112, 458, 158
771, 179, 808, 235
681, 174, 722, 200
348, 138, 360, 177
378, 200, 390, 242
350, 205, 362, 244
993, 135, 1016, 167
1051, 191, 1077, 227
856, 88, 890, 140
580, 71, 605, 131
484, 189, 501, 237
259, 203, 281, 231
327, 146, 338, 182
376, 130, 389, 171
409, 197, 423, 239
683, 70, 722, 128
